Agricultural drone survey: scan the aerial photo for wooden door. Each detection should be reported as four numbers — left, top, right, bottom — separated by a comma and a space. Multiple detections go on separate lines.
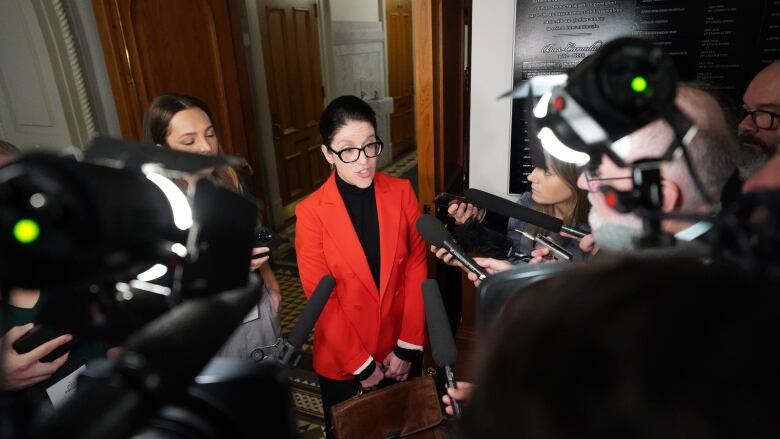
92, 0, 264, 198
256, 0, 328, 207
414, 0, 474, 378
387, 0, 415, 160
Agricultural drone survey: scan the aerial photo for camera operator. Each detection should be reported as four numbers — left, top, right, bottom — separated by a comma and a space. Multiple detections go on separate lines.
572, 85, 737, 255
0, 143, 115, 427
435, 85, 738, 287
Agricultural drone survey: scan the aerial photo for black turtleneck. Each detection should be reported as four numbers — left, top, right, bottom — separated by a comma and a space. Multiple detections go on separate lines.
335, 172, 381, 289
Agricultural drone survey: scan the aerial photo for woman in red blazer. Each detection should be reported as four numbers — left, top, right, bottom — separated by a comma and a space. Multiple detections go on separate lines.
295, 96, 427, 436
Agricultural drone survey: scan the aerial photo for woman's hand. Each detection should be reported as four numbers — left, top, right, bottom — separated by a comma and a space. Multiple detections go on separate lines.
447, 202, 485, 225
1, 324, 71, 391
382, 352, 411, 381
431, 245, 462, 268
249, 247, 270, 271
441, 381, 475, 416
465, 257, 514, 287
360, 361, 386, 389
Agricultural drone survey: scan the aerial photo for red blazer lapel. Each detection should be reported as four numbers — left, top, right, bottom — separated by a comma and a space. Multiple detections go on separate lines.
319, 173, 380, 298
375, 173, 400, 301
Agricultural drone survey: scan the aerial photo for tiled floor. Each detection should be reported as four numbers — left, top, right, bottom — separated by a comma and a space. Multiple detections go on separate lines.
275, 152, 418, 439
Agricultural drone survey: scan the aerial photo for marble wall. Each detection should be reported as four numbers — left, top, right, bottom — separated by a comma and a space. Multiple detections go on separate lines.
330, 20, 394, 168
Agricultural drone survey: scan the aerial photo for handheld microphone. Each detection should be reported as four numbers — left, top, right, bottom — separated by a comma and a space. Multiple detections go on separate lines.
251, 275, 336, 367
516, 229, 573, 262
422, 279, 462, 419
465, 188, 588, 238
416, 215, 488, 280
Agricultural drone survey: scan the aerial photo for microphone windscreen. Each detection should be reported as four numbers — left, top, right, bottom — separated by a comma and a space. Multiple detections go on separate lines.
422, 279, 458, 367
416, 214, 451, 247
287, 275, 336, 350
465, 188, 563, 233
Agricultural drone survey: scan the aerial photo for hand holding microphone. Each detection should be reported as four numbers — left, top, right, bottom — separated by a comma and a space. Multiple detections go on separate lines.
465, 188, 588, 239
416, 215, 488, 280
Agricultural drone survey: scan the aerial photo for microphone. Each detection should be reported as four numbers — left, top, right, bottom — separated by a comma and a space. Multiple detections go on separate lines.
250, 275, 336, 367
422, 279, 461, 419
416, 215, 488, 280
465, 188, 588, 238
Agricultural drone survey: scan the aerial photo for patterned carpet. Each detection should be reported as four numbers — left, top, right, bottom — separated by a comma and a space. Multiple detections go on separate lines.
275, 152, 417, 438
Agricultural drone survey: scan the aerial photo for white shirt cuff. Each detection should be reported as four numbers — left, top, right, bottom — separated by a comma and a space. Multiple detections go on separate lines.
352, 356, 374, 375
397, 340, 423, 351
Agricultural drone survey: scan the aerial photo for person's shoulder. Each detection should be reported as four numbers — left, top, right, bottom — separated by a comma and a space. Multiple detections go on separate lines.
375, 172, 415, 195
518, 191, 533, 207
296, 176, 333, 212
375, 171, 409, 187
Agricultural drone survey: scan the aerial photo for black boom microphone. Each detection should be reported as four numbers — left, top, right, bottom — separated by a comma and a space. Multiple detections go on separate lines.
250, 274, 336, 366
416, 215, 488, 280
465, 188, 587, 238
422, 279, 462, 419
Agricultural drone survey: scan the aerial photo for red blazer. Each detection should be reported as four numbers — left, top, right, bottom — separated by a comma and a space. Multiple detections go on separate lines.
295, 172, 428, 380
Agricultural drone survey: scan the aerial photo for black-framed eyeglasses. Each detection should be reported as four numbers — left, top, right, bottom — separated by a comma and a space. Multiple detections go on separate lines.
584, 169, 633, 186
327, 137, 384, 163
740, 108, 780, 130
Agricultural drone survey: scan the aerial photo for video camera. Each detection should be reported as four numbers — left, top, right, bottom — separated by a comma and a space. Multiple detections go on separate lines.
505, 37, 713, 247
0, 137, 298, 438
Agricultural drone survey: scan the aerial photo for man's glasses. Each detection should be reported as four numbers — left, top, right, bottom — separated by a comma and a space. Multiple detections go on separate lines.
584, 169, 633, 185
327, 138, 384, 163
741, 108, 780, 130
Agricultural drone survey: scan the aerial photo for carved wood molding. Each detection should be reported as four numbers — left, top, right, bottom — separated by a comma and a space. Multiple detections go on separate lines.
32, 0, 98, 147
52, 0, 97, 139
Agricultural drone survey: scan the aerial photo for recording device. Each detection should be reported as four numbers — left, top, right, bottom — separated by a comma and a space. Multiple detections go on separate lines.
251, 226, 280, 259
416, 214, 488, 280
475, 264, 570, 332
32, 275, 267, 439
464, 188, 588, 238
0, 137, 294, 438
12, 325, 72, 363
249, 274, 336, 366
512, 36, 710, 248
422, 279, 461, 419
433, 192, 466, 208
515, 230, 573, 262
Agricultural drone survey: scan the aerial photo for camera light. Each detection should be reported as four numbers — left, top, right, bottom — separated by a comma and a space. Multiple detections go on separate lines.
136, 263, 168, 282
145, 173, 193, 230
533, 92, 552, 118
631, 76, 648, 93
13, 219, 40, 244
537, 127, 590, 165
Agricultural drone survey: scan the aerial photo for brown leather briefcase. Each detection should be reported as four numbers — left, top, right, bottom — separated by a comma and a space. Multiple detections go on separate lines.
330, 374, 444, 439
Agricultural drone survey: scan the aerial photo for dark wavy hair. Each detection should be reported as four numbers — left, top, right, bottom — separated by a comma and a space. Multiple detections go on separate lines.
142, 93, 242, 192
319, 95, 377, 146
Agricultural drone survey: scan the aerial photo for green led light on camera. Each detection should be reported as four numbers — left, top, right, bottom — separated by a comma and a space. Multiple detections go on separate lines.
13, 219, 40, 244
631, 76, 648, 93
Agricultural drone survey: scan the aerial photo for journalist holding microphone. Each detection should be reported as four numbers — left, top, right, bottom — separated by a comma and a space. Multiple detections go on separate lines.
295, 95, 427, 437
